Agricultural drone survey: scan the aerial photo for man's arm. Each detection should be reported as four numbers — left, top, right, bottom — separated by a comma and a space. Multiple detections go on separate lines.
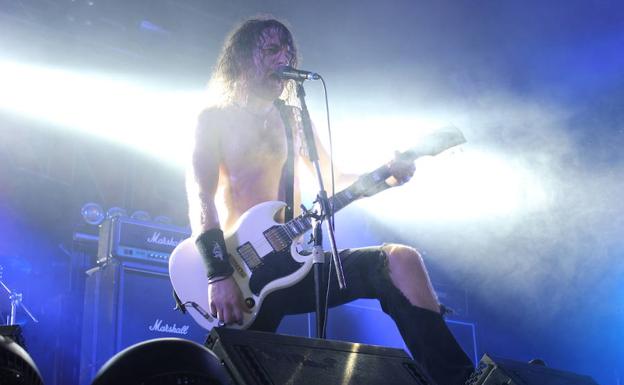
190, 110, 249, 325
192, 111, 221, 233
300, 125, 414, 194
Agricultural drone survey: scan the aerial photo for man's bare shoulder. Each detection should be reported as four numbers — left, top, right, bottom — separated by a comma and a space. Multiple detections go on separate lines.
197, 105, 236, 134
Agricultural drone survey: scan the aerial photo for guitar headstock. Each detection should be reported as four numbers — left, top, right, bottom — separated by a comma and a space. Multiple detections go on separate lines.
402, 125, 466, 159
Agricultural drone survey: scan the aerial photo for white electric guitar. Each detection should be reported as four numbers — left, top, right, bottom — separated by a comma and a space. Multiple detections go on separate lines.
169, 126, 466, 331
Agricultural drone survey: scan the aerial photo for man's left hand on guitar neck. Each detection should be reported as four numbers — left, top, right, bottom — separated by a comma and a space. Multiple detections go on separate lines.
386, 150, 416, 187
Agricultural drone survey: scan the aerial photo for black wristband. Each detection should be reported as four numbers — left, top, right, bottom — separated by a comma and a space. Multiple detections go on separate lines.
195, 229, 234, 279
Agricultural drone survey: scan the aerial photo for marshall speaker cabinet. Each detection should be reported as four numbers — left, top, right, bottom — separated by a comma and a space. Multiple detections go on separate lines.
79, 218, 207, 385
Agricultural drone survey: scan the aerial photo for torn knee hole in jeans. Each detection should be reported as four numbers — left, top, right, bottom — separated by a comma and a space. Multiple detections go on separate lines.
379, 244, 392, 276
380, 243, 445, 315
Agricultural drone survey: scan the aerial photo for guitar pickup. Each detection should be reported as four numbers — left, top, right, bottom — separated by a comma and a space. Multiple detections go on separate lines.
237, 242, 262, 270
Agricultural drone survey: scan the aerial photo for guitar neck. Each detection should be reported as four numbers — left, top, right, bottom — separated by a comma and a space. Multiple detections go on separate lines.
328, 144, 436, 213
266, 128, 465, 251
280, 166, 391, 241
329, 165, 388, 213
329, 143, 444, 213
283, 127, 464, 236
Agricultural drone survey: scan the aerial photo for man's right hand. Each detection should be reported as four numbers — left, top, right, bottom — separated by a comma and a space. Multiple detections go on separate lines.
208, 276, 250, 325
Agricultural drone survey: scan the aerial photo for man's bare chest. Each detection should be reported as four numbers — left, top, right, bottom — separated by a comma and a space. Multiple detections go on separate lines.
220, 121, 289, 172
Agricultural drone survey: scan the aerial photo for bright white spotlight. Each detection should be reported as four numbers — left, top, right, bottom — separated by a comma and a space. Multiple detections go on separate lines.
360, 148, 550, 223
0, 59, 206, 167
329, 115, 447, 174
312, 112, 550, 223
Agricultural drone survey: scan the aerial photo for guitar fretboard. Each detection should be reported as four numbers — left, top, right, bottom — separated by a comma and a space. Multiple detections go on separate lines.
263, 215, 313, 252
263, 166, 394, 252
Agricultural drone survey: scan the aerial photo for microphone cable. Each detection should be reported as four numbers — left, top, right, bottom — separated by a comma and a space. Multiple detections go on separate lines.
319, 75, 334, 339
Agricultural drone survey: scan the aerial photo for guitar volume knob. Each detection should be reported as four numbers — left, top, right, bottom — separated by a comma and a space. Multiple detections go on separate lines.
245, 298, 255, 308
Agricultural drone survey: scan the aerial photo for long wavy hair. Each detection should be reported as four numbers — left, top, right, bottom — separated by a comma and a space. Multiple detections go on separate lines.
209, 17, 299, 105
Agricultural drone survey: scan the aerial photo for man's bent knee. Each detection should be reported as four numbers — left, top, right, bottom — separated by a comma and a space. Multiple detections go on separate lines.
381, 243, 424, 268
381, 243, 440, 312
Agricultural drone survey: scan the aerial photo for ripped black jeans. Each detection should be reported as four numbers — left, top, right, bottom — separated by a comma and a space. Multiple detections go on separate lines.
248, 246, 474, 385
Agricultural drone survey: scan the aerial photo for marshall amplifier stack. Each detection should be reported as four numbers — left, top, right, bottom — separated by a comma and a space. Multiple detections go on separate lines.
79, 217, 207, 385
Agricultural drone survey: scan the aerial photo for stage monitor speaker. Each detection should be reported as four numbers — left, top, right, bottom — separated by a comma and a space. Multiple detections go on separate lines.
78, 260, 208, 385
0, 325, 26, 350
467, 353, 599, 385
206, 327, 435, 385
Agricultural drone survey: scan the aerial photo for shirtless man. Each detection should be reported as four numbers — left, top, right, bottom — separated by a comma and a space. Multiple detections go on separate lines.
188, 17, 473, 385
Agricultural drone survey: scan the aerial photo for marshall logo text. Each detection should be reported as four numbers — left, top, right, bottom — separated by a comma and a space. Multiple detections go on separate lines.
149, 319, 190, 335
146, 232, 182, 247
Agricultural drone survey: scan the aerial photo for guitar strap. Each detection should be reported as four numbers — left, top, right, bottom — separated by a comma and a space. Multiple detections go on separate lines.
275, 99, 295, 222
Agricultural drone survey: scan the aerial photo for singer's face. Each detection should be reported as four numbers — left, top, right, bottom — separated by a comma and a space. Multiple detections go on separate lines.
248, 28, 294, 99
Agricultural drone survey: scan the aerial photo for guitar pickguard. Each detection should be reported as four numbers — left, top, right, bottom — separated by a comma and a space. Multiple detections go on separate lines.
248, 249, 303, 295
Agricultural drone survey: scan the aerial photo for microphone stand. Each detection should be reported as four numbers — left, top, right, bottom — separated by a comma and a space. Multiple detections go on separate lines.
0, 279, 38, 325
294, 81, 346, 339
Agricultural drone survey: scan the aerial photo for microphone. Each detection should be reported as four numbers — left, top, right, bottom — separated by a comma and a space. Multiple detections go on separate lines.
274, 66, 320, 81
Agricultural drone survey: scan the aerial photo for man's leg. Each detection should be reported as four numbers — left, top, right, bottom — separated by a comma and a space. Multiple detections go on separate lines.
247, 247, 381, 332
375, 244, 474, 385
381, 244, 440, 312
249, 245, 473, 385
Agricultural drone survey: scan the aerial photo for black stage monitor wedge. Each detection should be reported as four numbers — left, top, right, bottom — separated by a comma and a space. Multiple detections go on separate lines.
206, 327, 435, 385
466, 354, 599, 385
0, 325, 26, 350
